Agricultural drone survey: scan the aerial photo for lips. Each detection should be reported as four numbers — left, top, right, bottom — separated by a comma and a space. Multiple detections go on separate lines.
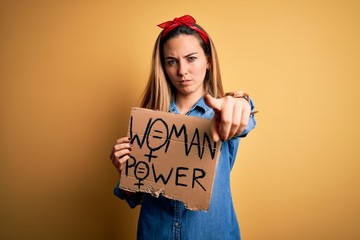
179, 79, 191, 85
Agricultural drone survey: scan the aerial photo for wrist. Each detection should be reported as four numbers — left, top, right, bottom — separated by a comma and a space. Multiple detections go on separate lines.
224, 91, 250, 104
225, 91, 258, 115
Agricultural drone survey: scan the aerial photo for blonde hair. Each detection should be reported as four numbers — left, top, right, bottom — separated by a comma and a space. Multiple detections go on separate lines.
140, 30, 224, 111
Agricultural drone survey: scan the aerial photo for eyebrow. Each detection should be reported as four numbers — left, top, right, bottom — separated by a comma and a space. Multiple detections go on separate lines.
184, 52, 198, 58
164, 52, 199, 59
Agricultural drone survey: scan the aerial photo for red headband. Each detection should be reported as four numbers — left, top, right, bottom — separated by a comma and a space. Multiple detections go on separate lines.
157, 15, 209, 45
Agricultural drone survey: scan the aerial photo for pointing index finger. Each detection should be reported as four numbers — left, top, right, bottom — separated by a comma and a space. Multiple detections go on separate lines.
204, 94, 222, 113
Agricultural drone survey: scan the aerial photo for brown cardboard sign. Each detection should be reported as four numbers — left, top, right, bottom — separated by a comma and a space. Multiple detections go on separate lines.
119, 107, 222, 211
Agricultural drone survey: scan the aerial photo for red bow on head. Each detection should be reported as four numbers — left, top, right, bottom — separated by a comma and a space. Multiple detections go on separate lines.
157, 15, 209, 45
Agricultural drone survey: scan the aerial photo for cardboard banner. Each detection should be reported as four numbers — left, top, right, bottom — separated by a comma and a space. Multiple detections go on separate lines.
119, 107, 222, 211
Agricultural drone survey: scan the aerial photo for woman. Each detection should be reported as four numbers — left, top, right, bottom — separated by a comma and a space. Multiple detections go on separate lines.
110, 15, 256, 240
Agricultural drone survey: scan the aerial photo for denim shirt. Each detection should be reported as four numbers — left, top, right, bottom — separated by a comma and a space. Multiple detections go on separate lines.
114, 96, 256, 240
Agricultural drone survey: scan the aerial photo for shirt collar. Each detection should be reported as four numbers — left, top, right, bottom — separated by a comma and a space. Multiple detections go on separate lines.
169, 95, 212, 115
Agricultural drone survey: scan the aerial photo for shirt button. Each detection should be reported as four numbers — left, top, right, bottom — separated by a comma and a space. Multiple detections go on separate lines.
175, 222, 180, 227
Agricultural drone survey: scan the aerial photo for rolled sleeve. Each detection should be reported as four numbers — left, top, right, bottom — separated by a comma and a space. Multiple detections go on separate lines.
238, 98, 256, 138
113, 181, 144, 208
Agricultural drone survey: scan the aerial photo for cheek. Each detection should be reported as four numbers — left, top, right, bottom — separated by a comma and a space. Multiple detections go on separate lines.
164, 66, 175, 78
193, 63, 207, 77
164, 68, 172, 80
165, 67, 178, 85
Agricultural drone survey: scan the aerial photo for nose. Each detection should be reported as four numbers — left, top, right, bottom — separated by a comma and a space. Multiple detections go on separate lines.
177, 60, 188, 77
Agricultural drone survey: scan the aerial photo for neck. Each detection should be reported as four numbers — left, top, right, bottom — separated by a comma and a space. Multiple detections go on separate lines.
175, 91, 204, 114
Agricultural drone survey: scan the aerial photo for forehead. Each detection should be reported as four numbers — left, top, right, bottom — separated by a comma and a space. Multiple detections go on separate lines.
163, 34, 204, 56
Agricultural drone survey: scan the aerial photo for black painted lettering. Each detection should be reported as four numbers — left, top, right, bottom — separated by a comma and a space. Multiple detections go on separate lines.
186, 128, 200, 157
134, 161, 150, 180
124, 156, 136, 176
192, 168, 206, 191
144, 150, 158, 163
130, 116, 152, 148
175, 167, 189, 187
152, 164, 173, 185
200, 133, 217, 159
165, 124, 188, 153
147, 118, 169, 151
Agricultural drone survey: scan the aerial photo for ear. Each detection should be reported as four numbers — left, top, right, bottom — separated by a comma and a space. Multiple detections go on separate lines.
206, 56, 211, 69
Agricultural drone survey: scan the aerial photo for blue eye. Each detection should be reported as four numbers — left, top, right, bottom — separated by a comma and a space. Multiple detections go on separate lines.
167, 59, 177, 65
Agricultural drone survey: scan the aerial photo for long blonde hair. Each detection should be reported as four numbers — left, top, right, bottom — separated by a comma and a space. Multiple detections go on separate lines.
140, 27, 224, 111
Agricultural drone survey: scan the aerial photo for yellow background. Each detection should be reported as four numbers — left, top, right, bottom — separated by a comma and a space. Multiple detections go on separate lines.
1, 0, 359, 239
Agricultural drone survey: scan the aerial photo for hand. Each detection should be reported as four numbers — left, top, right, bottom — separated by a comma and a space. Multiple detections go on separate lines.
204, 94, 251, 141
110, 137, 132, 174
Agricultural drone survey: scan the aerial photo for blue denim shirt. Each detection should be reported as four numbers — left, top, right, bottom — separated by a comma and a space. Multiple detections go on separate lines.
114, 96, 256, 240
